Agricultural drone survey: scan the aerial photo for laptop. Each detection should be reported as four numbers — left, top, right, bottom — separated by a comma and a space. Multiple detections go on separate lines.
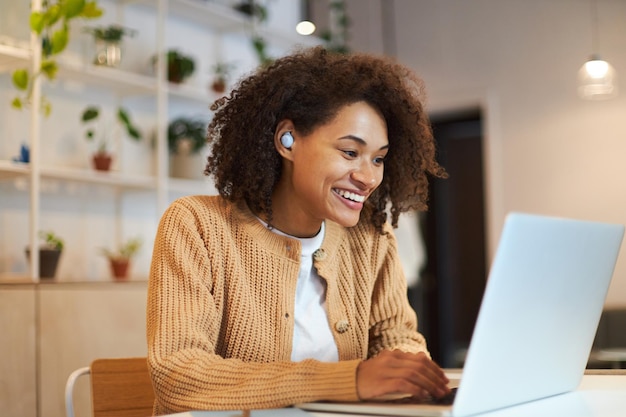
297, 212, 624, 417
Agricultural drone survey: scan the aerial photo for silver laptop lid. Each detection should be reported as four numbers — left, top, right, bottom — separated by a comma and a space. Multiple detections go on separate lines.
453, 212, 624, 416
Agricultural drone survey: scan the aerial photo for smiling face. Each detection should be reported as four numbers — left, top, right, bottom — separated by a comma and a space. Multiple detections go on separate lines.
271, 101, 389, 237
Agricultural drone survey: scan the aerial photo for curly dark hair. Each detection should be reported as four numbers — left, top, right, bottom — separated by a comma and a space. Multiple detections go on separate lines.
206, 46, 446, 233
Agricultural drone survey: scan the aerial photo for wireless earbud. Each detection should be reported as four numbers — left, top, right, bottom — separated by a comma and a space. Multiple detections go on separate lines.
280, 131, 294, 149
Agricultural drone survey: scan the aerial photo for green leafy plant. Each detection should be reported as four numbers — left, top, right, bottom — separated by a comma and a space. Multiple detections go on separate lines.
83, 24, 136, 42
39, 230, 64, 251
320, 0, 351, 54
251, 36, 273, 67
81, 106, 142, 153
11, 0, 104, 115
168, 118, 207, 155
233, 1, 273, 67
233, 0, 268, 22
152, 50, 196, 84
100, 237, 142, 261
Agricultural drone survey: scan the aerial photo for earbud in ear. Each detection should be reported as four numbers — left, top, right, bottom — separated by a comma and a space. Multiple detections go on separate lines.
280, 131, 294, 149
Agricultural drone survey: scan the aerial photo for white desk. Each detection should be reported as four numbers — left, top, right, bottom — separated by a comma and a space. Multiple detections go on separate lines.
163, 372, 626, 417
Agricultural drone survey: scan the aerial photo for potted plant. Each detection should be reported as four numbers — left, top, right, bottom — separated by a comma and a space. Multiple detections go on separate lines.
81, 105, 142, 171
100, 237, 142, 280
320, 0, 351, 54
233, 0, 268, 22
152, 50, 196, 84
25, 231, 64, 279
168, 117, 208, 179
83, 24, 137, 67
11, 1, 103, 115
210, 61, 236, 94
232, 1, 273, 67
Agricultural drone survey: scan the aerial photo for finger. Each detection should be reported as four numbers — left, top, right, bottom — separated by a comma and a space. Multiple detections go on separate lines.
388, 353, 451, 397
357, 351, 451, 400
377, 361, 448, 398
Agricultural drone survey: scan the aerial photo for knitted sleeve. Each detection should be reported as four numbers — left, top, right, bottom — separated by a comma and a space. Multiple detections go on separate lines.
366, 222, 430, 357
146, 199, 360, 415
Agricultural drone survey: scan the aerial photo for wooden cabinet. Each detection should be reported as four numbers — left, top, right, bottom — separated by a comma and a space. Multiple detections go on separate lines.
0, 285, 37, 417
0, 282, 148, 417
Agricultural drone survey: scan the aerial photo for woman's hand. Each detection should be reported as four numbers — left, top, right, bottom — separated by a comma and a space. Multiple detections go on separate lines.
356, 350, 450, 401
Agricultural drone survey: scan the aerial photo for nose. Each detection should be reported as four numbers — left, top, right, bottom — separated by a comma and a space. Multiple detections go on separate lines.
350, 162, 379, 189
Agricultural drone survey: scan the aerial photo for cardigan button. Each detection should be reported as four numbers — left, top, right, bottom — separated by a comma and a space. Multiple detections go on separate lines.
335, 319, 349, 333
313, 248, 327, 261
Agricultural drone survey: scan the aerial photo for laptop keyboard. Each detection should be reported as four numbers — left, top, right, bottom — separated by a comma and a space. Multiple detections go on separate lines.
387, 387, 458, 406
431, 387, 457, 405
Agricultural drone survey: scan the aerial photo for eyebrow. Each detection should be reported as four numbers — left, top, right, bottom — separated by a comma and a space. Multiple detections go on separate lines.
339, 135, 390, 151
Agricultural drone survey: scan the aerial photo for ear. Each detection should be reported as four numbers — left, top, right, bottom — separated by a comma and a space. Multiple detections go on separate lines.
274, 119, 296, 161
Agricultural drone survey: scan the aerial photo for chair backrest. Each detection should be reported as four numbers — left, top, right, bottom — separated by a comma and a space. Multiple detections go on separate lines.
66, 357, 155, 417
90, 357, 155, 417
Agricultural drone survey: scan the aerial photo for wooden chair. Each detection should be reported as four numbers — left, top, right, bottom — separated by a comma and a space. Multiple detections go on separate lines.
65, 357, 155, 417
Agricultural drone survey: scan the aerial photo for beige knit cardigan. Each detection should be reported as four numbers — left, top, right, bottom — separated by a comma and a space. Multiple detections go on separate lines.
146, 195, 429, 414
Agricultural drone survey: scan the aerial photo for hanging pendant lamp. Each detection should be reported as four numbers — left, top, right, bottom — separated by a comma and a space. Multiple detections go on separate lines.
578, 55, 617, 100
296, 0, 316, 36
577, 0, 618, 100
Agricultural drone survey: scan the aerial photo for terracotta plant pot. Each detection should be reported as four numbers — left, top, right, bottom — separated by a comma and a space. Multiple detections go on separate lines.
93, 153, 113, 171
211, 79, 226, 94
110, 258, 130, 280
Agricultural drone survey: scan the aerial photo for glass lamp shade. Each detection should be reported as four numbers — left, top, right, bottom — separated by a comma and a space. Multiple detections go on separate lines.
577, 57, 618, 100
296, 20, 316, 36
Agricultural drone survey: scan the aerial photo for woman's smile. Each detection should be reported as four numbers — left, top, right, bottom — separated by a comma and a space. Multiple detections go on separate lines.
333, 188, 366, 204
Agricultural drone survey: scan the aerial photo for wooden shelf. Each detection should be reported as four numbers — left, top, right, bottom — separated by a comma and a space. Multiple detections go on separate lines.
0, 160, 158, 190
55, 60, 158, 96
0, 273, 33, 284
0, 43, 31, 71
41, 165, 158, 189
167, 82, 218, 104
0, 160, 223, 194
0, 160, 29, 180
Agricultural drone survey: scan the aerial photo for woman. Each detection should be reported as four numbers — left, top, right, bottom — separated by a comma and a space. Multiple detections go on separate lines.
147, 46, 449, 415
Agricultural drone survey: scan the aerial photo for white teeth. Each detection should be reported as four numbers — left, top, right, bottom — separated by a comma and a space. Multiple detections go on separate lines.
336, 189, 365, 203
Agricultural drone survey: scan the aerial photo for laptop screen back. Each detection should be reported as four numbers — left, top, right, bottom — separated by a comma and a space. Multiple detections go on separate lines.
453, 212, 624, 416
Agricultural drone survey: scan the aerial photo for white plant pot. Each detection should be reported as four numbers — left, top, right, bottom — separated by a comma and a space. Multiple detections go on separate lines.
169, 142, 207, 180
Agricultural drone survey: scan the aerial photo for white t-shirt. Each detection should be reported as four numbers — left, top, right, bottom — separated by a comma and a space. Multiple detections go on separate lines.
261, 220, 339, 362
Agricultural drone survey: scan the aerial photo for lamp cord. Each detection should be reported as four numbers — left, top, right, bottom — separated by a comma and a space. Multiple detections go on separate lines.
590, 0, 599, 56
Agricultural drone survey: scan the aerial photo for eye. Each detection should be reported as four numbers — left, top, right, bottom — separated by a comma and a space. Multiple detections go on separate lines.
342, 149, 357, 158
373, 156, 386, 166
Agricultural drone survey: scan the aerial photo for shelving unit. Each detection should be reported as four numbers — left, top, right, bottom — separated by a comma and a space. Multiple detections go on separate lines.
0, 0, 320, 283
0, 3, 323, 415
0, 3, 325, 415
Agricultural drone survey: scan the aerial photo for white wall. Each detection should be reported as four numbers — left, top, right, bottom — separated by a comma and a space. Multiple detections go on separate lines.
347, 0, 626, 307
